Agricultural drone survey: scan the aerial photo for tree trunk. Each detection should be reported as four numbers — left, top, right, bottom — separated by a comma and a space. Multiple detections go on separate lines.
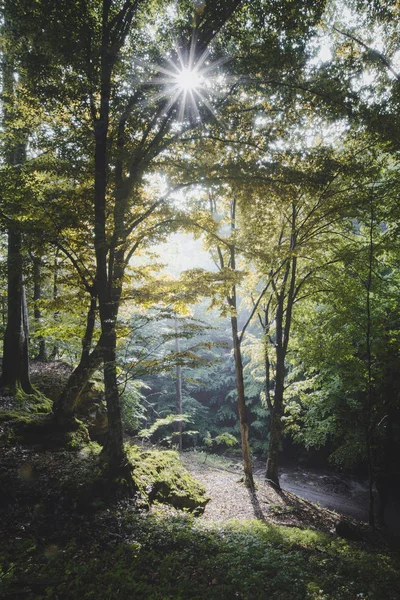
48, 251, 59, 361
54, 357, 102, 423
101, 321, 125, 466
1, 227, 33, 394
265, 215, 298, 489
365, 199, 375, 527
266, 353, 284, 489
0, 23, 32, 395
94, 102, 125, 465
265, 289, 287, 489
231, 313, 254, 490
54, 346, 102, 421
32, 254, 46, 362
175, 330, 183, 451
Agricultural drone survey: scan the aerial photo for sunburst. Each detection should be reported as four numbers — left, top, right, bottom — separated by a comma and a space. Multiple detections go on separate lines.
140, 35, 227, 124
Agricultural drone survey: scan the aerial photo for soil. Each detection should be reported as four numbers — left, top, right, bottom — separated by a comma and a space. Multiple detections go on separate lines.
181, 453, 352, 535
180, 452, 399, 545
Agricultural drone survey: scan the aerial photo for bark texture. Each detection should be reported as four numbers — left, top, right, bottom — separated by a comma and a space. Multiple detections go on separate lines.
1, 228, 33, 394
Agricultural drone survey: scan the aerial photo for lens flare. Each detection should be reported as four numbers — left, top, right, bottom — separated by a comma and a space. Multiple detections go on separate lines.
175, 67, 201, 92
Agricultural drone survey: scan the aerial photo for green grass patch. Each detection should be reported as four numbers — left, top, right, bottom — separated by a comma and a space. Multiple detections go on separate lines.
1, 513, 399, 599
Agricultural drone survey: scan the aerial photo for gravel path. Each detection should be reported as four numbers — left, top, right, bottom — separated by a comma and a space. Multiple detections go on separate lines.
181, 453, 341, 533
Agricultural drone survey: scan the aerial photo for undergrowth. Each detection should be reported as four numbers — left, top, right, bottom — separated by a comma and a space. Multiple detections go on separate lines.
1, 510, 399, 599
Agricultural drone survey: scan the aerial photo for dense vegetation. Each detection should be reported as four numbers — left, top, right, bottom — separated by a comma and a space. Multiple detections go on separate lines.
1, 0, 400, 597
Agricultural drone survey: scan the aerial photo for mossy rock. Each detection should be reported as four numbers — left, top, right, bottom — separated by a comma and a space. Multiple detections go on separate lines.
126, 445, 209, 514
3, 413, 90, 450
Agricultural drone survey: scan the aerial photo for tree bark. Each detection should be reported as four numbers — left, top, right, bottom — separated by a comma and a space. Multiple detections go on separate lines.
91, 1, 125, 466
32, 254, 46, 362
0, 227, 33, 395
231, 312, 254, 489
265, 207, 298, 489
0, 18, 32, 395
175, 329, 183, 451
266, 347, 285, 488
365, 199, 375, 527
101, 320, 125, 466
48, 251, 59, 361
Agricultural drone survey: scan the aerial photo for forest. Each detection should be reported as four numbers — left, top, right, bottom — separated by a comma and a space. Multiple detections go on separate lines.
1, 0, 400, 598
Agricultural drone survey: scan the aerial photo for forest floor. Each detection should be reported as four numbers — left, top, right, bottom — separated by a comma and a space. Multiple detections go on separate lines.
1, 363, 400, 597
1, 439, 400, 599
181, 452, 342, 534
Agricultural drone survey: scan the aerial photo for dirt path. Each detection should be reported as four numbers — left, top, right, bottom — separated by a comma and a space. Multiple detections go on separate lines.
278, 467, 369, 522
181, 453, 343, 533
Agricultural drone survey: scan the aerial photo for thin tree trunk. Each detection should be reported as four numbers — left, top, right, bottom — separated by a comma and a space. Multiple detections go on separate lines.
266, 351, 284, 488
211, 194, 254, 489
265, 206, 298, 489
365, 199, 375, 527
231, 312, 254, 489
175, 328, 183, 451
48, 251, 59, 360
32, 254, 46, 361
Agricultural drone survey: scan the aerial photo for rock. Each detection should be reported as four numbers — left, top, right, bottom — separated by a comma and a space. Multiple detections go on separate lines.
126, 446, 210, 514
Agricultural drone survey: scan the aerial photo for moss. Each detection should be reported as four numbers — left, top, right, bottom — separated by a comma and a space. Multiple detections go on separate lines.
2, 413, 90, 451
0, 410, 33, 423
126, 445, 209, 514
13, 383, 53, 413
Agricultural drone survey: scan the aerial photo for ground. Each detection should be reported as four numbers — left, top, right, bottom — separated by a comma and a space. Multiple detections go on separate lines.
1, 441, 400, 599
181, 452, 340, 533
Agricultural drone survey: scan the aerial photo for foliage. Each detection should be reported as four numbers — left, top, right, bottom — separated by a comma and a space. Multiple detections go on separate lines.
1, 510, 400, 599
137, 414, 193, 442
204, 431, 238, 450
119, 379, 148, 434
285, 205, 400, 475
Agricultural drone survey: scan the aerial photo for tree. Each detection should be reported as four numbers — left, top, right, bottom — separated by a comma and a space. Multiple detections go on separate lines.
237, 141, 372, 488
285, 154, 400, 525
3, 0, 329, 471
0, 8, 33, 394
207, 193, 255, 488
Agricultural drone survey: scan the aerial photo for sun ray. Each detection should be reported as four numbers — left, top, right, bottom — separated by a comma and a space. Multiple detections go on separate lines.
132, 32, 230, 123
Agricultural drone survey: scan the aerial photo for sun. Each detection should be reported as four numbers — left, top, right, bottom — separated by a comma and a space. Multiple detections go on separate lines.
174, 67, 202, 93
138, 35, 226, 123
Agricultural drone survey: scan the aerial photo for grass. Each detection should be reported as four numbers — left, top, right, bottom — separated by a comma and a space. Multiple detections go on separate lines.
1, 443, 399, 599
1, 508, 400, 599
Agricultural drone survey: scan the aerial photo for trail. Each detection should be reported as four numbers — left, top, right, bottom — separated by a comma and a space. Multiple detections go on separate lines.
277, 466, 369, 521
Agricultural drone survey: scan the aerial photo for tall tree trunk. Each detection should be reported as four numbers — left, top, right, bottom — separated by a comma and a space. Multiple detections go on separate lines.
265, 210, 298, 489
1, 228, 33, 394
175, 329, 183, 451
48, 251, 59, 360
211, 194, 254, 489
265, 347, 284, 488
94, 11, 125, 464
101, 318, 125, 466
365, 199, 375, 527
0, 19, 32, 395
231, 312, 254, 489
